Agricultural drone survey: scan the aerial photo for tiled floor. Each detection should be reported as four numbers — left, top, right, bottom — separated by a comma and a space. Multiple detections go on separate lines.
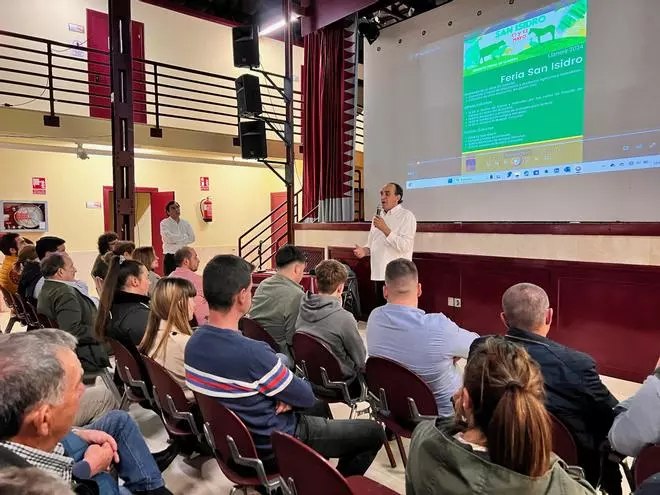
0, 314, 639, 494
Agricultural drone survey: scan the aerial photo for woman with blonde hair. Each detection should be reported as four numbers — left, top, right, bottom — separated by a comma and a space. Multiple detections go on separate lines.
132, 246, 161, 296
406, 336, 596, 494
139, 277, 196, 398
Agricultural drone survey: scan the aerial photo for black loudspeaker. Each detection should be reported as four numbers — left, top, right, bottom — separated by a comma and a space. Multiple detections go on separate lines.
235, 74, 262, 117
239, 120, 267, 159
232, 25, 260, 68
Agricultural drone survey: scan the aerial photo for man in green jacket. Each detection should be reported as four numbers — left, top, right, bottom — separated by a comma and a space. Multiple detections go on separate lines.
37, 252, 109, 375
248, 245, 306, 362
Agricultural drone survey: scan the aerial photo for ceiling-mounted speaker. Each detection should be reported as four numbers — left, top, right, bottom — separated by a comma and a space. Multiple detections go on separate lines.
239, 120, 267, 160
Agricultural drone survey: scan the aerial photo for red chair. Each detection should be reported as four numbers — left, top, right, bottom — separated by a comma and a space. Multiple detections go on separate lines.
292, 332, 367, 419
271, 431, 398, 495
194, 392, 283, 495
239, 317, 279, 352
108, 338, 153, 410
142, 355, 201, 442
365, 356, 438, 468
13, 293, 42, 330
634, 444, 660, 488
548, 413, 579, 466
0, 287, 23, 333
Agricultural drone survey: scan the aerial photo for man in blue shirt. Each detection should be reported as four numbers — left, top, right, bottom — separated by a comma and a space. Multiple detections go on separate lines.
185, 255, 383, 477
367, 258, 479, 417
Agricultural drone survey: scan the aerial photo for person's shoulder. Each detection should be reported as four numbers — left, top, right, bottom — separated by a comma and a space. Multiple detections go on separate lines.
159, 217, 170, 225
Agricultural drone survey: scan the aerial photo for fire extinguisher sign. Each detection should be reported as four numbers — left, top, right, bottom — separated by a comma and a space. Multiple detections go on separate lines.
200, 177, 210, 191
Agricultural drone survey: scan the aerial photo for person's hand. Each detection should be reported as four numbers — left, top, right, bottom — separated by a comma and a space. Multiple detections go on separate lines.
75, 430, 119, 463
655, 355, 660, 370
353, 245, 368, 259
373, 216, 391, 236
83, 443, 115, 476
275, 401, 292, 414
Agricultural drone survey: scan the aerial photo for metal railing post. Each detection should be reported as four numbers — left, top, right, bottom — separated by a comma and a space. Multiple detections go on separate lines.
43, 41, 59, 127
258, 240, 264, 270
150, 63, 163, 137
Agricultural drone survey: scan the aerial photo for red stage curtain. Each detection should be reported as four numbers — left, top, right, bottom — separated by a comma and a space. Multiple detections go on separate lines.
302, 17, 358, 222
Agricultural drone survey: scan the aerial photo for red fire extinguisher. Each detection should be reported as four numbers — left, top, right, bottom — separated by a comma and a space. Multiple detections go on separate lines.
200, 197, 213, 223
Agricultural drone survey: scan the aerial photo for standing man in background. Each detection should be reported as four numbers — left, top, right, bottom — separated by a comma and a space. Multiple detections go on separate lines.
354, 183, 416, 307
160, 201, 195, 276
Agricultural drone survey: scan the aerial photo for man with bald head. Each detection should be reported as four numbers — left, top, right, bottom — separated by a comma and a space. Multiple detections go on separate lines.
496, 283, 620, 493
354, 183, 416, 307
366, 258, 478, 417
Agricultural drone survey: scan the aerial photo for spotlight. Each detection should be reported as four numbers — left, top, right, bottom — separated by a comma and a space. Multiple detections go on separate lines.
358, 21, 380, 45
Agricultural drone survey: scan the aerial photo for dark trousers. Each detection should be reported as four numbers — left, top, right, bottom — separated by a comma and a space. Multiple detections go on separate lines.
580, 447, 622, 495
163, 253, 176, 276
373, 281, 386, 307
295, 404, 383, 477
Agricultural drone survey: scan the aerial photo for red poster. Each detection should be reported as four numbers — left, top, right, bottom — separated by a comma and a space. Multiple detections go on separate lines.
200, 177, 210, 191
32, 177, 46, 195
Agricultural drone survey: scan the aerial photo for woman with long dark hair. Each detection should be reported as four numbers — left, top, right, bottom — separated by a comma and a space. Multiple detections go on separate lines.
94, 255, 150, 347
406, 337, 596, 494
139, 277, 196, 397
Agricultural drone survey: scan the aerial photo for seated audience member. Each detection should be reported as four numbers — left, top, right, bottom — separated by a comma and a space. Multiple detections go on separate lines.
132, 246, 161, 296
406, 336, 596, 494
608, 354, 660, 457
367, 258, 479, 417
0, 329, 172, 495
31, 236, 67, 300
17, 246, 42, 304
94, 256, 150, 348
0, 467, 75, 495
488, 283, 620, 493
37, 253, 109, 375
91, 232, 118, 280
0, 233, 26, 294
295, 259, 366, 388
10, 245, 37, 295
169, 247, 208, 325
96, 241, 135, 279
185, 255, 383, 476
139, 277, 196, 399
249, 245, 306, 359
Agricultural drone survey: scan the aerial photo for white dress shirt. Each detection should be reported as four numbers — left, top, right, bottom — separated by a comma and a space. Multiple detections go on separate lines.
365, 204, 417, 281
160, 217, 195, 255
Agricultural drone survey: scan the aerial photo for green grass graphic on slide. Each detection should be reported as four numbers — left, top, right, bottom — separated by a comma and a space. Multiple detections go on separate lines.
464, 37, 586, 77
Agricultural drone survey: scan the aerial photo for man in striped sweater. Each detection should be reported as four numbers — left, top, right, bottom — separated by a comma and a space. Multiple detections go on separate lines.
185, 255, 383, 477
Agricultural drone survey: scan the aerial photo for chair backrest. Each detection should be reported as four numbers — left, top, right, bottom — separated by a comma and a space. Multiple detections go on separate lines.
142, 355, 194, 429
365, 356, 438, 422
292, 332, 344, 384
548, 413, 579, 466
635, 444, 660, 488
271, 431, 352, 495
239, 317, 279, 352
108, 338, 147, 389
194, 391, 260, 463
0, 286, 17, 313
13, 293, 41, 328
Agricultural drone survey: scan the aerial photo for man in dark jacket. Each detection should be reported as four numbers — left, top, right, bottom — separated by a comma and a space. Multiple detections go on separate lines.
36, 253, 109, 375
472, 283, 620, 494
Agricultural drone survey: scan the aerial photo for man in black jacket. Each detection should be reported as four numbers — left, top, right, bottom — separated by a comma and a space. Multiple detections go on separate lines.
471, 283, 621, 494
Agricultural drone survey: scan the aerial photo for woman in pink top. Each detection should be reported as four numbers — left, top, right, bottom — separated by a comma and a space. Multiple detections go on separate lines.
139, 277, 196, 399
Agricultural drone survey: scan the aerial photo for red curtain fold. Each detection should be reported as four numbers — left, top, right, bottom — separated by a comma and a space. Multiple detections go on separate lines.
302, 19, 356, 222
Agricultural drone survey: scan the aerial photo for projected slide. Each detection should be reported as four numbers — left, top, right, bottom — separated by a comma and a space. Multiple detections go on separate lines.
405, 0, 660, 190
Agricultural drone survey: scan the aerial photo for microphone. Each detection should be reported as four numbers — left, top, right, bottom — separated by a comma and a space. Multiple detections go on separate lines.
376, 204, 384, 217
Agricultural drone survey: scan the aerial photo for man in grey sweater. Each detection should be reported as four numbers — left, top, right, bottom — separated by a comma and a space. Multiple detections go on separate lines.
296, 260, 366, 385
608, 355, 660, 457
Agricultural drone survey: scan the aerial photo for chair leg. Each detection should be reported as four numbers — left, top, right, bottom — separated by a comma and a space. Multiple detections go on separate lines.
380, 426, 397, 469
100, 369, 124, 406
4, 316, 18, 334
119, 392, 130, 411
395, 434, 407, 467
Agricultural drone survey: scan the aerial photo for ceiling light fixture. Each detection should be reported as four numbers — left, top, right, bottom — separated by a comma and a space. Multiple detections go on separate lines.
259, 13, 300, 36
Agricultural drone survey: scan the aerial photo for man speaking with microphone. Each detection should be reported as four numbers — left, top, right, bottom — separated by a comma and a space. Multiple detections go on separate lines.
353, 183, 417, 307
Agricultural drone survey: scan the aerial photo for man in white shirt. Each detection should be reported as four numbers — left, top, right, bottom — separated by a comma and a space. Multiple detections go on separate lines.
160, 201, 195, 275
353, 183, 417, 307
